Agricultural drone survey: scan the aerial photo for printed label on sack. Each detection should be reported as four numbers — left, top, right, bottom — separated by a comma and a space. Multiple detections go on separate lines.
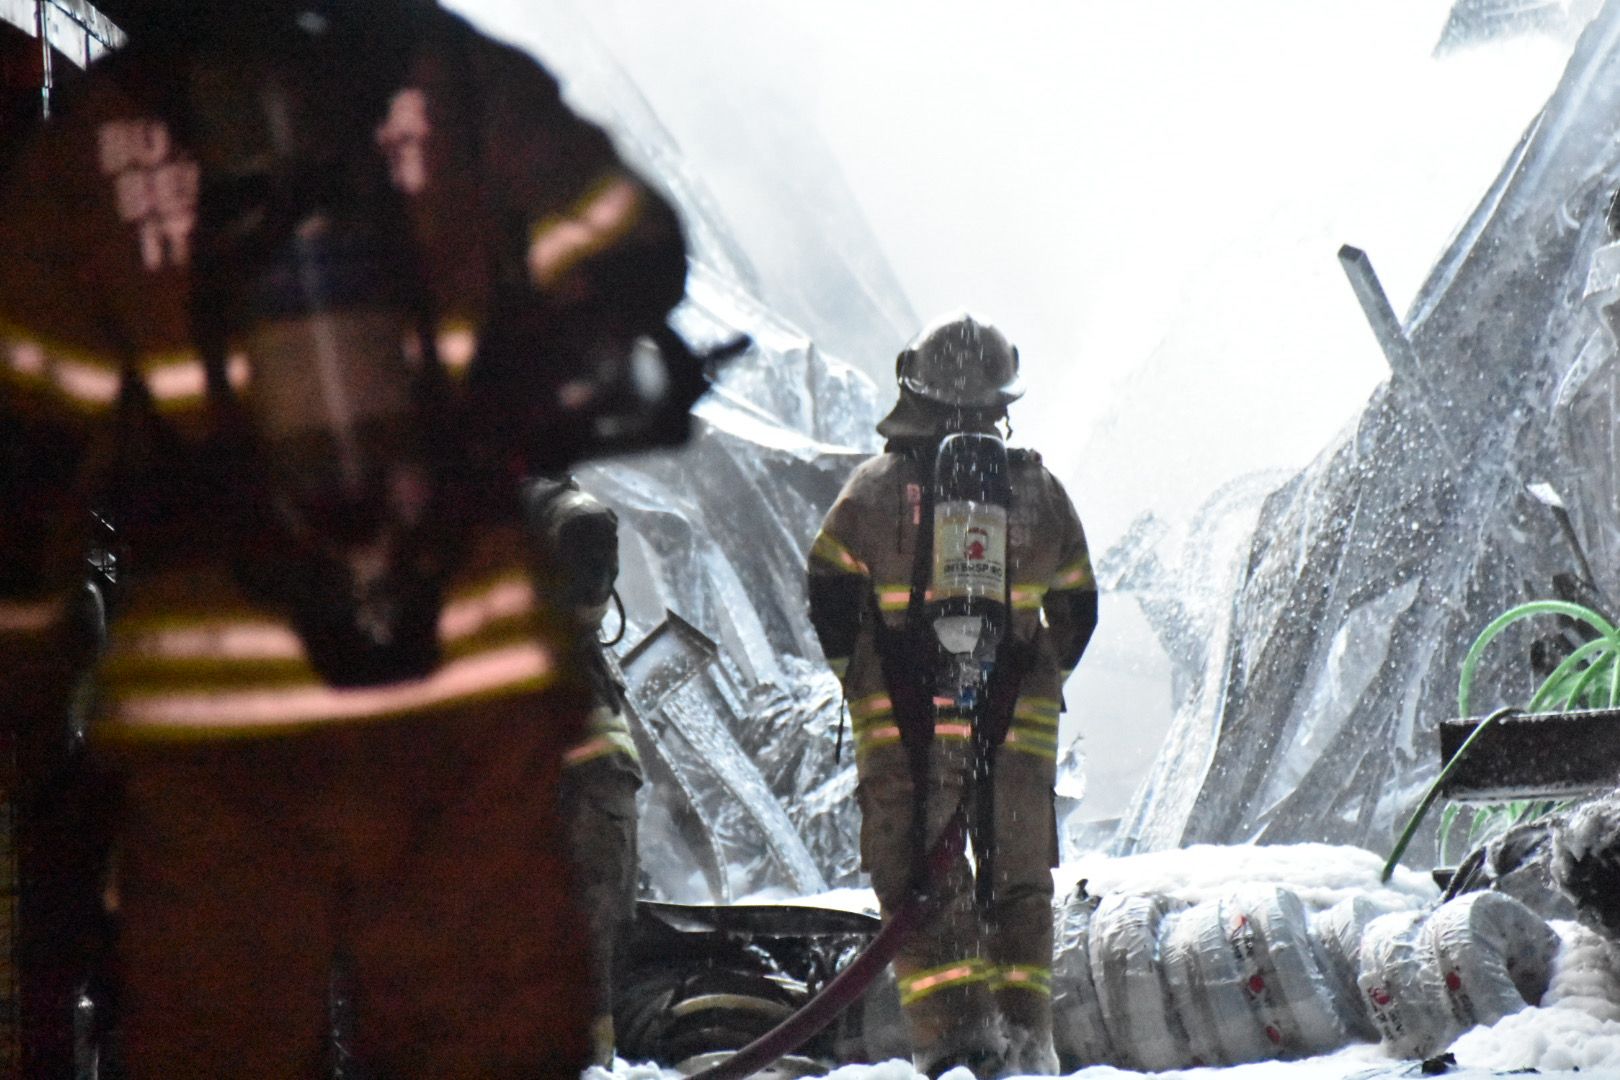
1358, 973, 1415, 1056
932, 501, 1006, 600
1440, 966, 1477, 1026
1227, 911, 1291, 1051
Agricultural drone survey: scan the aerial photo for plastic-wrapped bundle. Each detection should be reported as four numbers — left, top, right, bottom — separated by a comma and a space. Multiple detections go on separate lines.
1309, 896, 1381, 1041
1221, 886, 1351, 1059
1050, 887, 1114, 1068
1161, 899, 1274, 1065
1089, 893, 1191, 1071
1357, 892, 1560, 1058
1053, 884, 1555, 1071
1421, 892, 1558, 1032
1357, 910, 1454, 1059
1542, 919, 1620, 1023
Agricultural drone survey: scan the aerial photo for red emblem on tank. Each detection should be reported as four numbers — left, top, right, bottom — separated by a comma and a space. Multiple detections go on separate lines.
965, 526, 989, 561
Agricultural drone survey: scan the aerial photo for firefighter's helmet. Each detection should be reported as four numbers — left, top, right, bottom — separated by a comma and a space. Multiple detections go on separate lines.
895, 313, 1024, 409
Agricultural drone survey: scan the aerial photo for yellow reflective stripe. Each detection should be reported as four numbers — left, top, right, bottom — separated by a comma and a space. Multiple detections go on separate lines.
809, 530, 867, 576
104, 610, 313, 687
849, 693, 893, 720
3, 338, 46, 380
49, 356, 121, 408
564, 730, 637, 767
439, 576, 534, 642
116, 620, 304, 662
140, 351, 204, 403
0, 596, 69, 634
139, 351, 250, 412
991, 964, 1052, 995
1010, 583, 1048, 610
435, 319, 478, 375
853, 722, 981, 754
1013, 699, 1060, 724
2, 335, 122, 412
112, 578, 534, 667
583, 703, 630, 735
853, 724, 902, 756
114, 641, 554, 730
110, 628, 546, 694
528, 175, 644, 289
1050, 557, 1095, 591
849, 710, 896, 732
1005, 699, 1059, 758
850, 716, 898, 741
876, 586, 911, 612
828, 656, 849, 679
1002, 729, 1058, 760
898, 958, 992, 1006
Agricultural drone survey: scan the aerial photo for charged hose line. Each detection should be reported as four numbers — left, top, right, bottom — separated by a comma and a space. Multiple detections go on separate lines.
685, 807, 969, 1080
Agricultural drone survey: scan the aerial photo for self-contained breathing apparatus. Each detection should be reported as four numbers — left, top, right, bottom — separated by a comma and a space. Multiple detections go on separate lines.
873, 431, 1019, 901
932, 432, 1017, 906
136, 7, 723, 686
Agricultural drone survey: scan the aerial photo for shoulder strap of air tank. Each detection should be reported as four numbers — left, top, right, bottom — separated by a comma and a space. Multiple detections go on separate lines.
905, 445, 937, 636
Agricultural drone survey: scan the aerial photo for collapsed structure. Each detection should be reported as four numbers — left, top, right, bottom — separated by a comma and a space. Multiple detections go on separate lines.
559, 2, 1620, 1071
1114, 1, 1620, 866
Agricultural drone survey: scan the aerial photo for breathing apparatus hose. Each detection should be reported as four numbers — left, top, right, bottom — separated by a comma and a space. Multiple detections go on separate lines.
601, 587, 627, 647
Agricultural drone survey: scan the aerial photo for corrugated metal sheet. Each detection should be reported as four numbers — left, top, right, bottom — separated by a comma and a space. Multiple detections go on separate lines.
0, 3, 125, 69
0, 0, 38, 40
50, 0, 121, 52
44, 3, 87, 67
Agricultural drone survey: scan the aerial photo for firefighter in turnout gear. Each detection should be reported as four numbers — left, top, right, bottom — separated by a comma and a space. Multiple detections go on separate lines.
524, 475, 642, 1066
807, 314, 1097, 1077
0, 3, 688, 1076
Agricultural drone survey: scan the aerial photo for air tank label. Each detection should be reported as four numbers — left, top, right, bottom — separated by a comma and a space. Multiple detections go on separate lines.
933, 501, 1007, 600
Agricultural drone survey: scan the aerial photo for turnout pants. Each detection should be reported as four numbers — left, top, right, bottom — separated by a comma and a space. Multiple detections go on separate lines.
104, 691, 592, 1080
558, 750, 641, 1064
856, 735, 1058, 1072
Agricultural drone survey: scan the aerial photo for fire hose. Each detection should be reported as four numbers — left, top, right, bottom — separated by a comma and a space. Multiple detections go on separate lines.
684, 807, 969, 1080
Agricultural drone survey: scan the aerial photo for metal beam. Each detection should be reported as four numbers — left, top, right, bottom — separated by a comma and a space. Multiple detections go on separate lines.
1339, 243, 1465, 469
1439, 708, 1620, 802
0, 1, 123, 70
1339, 245, 1425, 385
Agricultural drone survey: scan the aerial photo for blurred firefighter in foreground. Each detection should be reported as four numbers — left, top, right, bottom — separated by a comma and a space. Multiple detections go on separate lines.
807, 314, 1098, 1077
0, 2, 691, 1076
524, 475, 642, 1066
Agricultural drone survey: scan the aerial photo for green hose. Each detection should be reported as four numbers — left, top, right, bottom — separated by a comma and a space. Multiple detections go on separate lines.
1383, 706, 1519, 884
1457, 600, 1618, 718
1388, 600, 1619, 881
